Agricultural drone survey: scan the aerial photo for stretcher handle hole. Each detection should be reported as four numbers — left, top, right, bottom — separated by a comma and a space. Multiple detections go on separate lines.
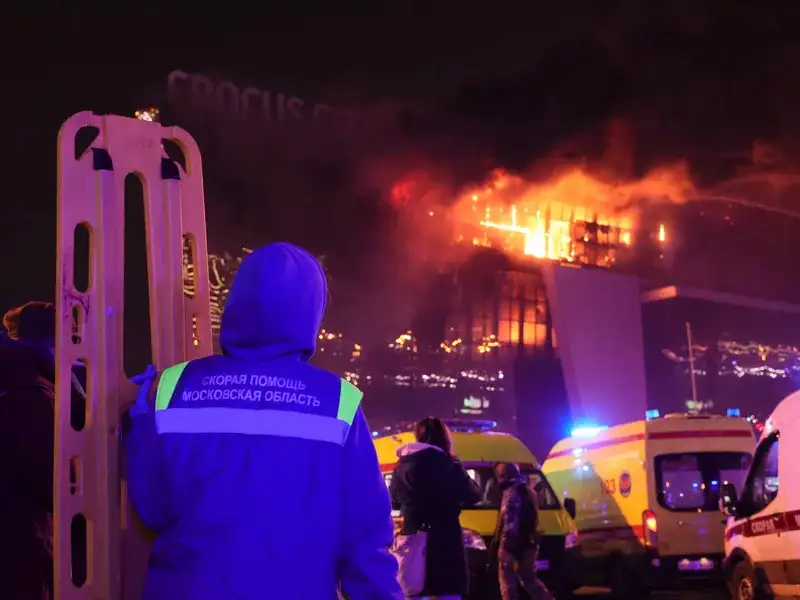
123, 174, 153, 378
74, 126, 99, 161
70, 360, 88, 432
72, 223, 91, 293
162, 138, 187, 173
70, 513, 88, 587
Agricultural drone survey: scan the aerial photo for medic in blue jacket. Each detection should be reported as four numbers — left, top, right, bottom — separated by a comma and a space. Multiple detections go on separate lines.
125, 242, 402, 600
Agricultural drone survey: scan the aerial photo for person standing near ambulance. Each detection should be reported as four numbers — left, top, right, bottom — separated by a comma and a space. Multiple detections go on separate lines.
494, 463, 553, 600
124, 242, 403, 600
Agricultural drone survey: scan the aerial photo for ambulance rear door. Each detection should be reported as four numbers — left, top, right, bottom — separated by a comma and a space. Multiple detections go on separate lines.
647, 424, 753, 561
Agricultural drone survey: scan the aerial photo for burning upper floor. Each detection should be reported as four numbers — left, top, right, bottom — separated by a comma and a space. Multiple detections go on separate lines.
395, 164, 691, 269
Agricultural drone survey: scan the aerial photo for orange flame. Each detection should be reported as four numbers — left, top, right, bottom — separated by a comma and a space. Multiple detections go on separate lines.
447, 164, 693, 266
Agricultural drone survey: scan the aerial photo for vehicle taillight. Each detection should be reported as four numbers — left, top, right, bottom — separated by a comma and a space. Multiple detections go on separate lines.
642, 509, 658, 548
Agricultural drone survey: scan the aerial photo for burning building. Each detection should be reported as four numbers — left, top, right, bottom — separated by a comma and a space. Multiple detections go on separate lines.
447, 166, 688, 266
149, 72, 800, 456
365, 163, 800, 457
352, 165, 693, 455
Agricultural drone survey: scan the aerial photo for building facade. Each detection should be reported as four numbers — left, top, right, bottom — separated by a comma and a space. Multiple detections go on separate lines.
153, 72, 800, 459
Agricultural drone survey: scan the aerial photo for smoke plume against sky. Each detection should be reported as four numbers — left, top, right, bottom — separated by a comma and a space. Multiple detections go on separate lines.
4, 6, 800, 314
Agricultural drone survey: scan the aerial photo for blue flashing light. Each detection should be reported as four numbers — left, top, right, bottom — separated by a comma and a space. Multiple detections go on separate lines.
571, 425, 608, 438
645, 409, 660, 421
727, 408, 741, 417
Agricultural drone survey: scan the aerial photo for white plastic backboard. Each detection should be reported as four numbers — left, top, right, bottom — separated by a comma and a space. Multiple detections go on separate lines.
55, 113, 211, 599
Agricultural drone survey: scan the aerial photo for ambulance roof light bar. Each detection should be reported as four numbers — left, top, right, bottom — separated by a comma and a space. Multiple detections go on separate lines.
571, 425, 608, 438
646, 409, 660, 421
727, 408, 741, 417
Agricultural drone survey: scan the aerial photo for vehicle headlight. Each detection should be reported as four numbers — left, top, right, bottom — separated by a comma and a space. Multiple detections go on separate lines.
564, 531, 579, 549
463, 528, 487, 550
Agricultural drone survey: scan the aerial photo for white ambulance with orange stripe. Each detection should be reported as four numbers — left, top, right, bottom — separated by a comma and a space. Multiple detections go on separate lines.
542, 413, 755, 597
722, 390, 800, 600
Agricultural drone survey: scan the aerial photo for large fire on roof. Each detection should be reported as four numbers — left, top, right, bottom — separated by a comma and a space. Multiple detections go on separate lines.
393, 163, 694, 267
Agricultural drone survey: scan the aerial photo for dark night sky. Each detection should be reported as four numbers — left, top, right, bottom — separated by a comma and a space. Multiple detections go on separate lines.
3, 5, 800, 317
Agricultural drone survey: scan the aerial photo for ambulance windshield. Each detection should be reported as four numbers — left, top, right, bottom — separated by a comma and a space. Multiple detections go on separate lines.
470, 467, 561, 510
655, 452, 752, 511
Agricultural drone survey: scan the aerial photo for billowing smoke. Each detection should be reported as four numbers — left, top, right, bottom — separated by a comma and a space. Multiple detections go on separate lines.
161, 71, 706, 345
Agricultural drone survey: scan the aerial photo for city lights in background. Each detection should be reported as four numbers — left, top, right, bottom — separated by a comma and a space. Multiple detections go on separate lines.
317, 329, 361, 360
389, 330, 418, 353
135, 107, 161, 122
477, 334, 501, 354
187, 250, 800, 385
183, 246, 252, 334
664, 340, 800, 379
440, 337, 464, 354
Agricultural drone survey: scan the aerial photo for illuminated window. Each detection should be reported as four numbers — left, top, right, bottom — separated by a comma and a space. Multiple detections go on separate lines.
484, 270, 554, 351
522, 323, 547, 347
497, 320, 520, 344
499, 300, 520, 322
472, 299, 493, 342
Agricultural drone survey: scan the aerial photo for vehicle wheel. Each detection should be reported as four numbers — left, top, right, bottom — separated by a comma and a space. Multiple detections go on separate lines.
731, 561, 769, 600
609, 559, 647, 599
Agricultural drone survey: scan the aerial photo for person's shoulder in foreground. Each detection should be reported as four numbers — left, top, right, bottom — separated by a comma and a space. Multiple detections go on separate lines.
126, 242, 403, 600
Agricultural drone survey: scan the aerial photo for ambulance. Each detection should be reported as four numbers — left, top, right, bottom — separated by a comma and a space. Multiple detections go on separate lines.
542, 412, 755, 597
722, 391, 800, 600
374, 420, 581, 598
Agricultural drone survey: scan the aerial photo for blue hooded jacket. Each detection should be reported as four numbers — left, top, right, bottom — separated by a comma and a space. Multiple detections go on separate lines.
125, 243, 402, 600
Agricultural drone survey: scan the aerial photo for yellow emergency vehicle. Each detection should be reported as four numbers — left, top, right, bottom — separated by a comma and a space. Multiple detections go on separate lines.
542, 412, 755, 597
375, 419, 581, 598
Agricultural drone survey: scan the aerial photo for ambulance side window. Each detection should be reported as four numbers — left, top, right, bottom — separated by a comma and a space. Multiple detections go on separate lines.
740, 433, 779, 516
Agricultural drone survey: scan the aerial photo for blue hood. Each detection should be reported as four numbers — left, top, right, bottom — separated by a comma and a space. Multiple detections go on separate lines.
219, 243, 327, 362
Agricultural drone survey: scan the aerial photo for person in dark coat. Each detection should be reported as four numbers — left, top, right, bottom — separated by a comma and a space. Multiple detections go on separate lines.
0, 340, 56, 599
1, 301, 90, 598
3, 301, 87, 429
389, 417, 482, 599
493, 463, 553, 600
